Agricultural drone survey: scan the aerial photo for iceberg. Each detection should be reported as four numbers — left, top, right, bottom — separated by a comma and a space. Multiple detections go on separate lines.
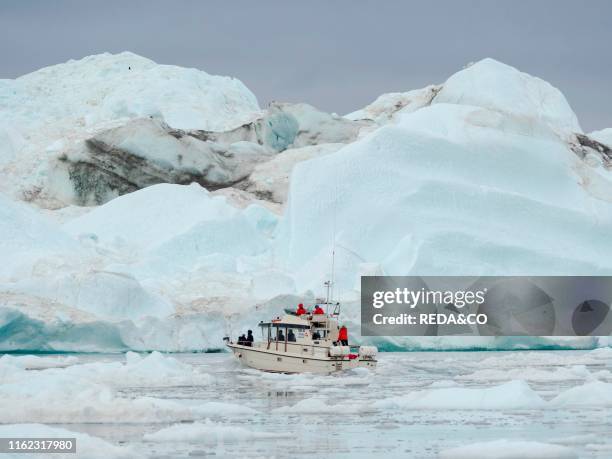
276, 74, 612, 294
589, 128, 612, 148
1, 53, 611, 353
0, 51, 259, 133
550, 381, 612, 406
63, 183, 239, 251
433, 58, 582, 136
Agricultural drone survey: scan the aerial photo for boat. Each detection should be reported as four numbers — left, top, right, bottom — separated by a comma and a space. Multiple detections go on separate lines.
224, 289, 377, 374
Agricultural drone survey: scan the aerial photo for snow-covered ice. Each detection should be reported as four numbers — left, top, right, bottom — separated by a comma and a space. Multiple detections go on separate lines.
277, 100, 612, 296
1, 53, 612, 354
439, 439, 578, 459
372, 380, 546, 410
0, 352, 215, 424
0, 424, 139, 459
63, 183, 237, 251
432, 58, 582, 136
143, 419, 282, 443
589, 128, 612, 148
0, 51, 259, 132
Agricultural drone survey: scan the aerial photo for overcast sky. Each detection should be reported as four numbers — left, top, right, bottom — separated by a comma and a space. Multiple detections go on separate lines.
1, 0, 610, 131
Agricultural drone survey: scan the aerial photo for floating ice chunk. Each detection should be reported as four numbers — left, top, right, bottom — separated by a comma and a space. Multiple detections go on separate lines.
456, 365, 599, 383
439, 439, 578, 459
143, 419, 281, 443
0, 354, 78, 370
0, 351, 212, 387
0, 424, 138, 459
190, 401, 257, 416
550, 381, 612, 406
273, 397, 368, 414
372, 380, 545, 410
0, 352, 214, 423
589, 346, 612, 359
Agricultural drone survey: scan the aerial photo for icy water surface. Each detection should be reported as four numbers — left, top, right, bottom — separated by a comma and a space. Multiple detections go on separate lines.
3, 350, 612, 458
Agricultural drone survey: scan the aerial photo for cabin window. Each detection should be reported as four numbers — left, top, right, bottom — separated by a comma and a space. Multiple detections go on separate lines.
311, 328, 325, 340
275, 326, 286, 342
287, 328, 296, 342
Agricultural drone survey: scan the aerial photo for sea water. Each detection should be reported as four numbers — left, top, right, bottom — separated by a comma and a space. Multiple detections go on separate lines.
2, 350, 611, 458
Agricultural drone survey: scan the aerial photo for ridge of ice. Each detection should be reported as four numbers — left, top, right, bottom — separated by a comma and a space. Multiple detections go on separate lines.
277, 102, 612, 293
1, 51, 260, 132
433, 58, 582, 136
589, 128, 612, 148
63, 183, 238, 251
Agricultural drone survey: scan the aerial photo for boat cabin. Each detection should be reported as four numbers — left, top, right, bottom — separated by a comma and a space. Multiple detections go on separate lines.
257, 314, 340, 356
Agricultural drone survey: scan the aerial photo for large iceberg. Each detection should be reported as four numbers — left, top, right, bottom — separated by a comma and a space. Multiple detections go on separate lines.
0, 52, 261, 206
1, 51, 259, 132
277, 63, 612, 294
433, 58, 582, 136
1, 53, 611, 352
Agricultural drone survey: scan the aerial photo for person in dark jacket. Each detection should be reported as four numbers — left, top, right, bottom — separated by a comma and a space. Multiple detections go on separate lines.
246, 330, 254, 347
277, 329, 285, 341
287, 329, 296, 342
238, 334, 246, 345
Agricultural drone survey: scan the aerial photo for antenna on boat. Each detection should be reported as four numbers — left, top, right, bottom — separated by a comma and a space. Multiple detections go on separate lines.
326, 162, 339, 316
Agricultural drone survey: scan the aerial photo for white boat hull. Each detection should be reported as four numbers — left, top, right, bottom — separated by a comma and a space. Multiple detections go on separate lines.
227, 343, 377, 374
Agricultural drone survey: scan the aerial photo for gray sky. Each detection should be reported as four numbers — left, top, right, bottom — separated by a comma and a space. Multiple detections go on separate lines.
1, 0, 610, 131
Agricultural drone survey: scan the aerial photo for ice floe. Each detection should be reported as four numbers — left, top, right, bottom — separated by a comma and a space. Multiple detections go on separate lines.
0, 424, 137, 459
439, 439, 578, 459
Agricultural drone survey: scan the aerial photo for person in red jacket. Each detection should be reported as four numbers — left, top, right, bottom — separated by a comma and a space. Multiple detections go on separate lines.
313, 305, 325, 315
296, 303, 307, 316
338, 325, 348, 346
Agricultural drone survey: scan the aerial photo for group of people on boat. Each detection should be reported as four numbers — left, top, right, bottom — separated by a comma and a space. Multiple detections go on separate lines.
296, 303, 325, 316
296, 303, 348, 344
237, 330, 254, 346
274, 328, 297, 342
235, 303, 350, 346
